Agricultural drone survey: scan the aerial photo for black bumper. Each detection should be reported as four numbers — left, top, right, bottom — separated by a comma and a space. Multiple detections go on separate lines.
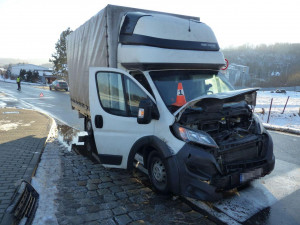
171, 132, 275, 201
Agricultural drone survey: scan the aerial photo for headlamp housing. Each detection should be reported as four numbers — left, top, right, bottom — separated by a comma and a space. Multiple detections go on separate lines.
174, 124, 218, 148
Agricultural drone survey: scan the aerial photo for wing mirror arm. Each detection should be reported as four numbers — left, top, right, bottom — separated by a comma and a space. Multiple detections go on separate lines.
137, 98, 159, 124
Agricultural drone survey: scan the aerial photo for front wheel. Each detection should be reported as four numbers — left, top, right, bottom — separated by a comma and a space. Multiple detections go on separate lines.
148, 151, 171, 194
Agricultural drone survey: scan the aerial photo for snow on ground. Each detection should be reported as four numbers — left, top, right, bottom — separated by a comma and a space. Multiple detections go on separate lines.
0, 76, 44, 86
31, 119, 60, 225
255, 91, 300, 130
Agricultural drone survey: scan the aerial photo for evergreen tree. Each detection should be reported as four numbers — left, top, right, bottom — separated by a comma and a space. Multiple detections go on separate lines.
49, 27, 73, 80
19, 69, 26, 80
32, 71, 40, 83
26, 70, 33, 82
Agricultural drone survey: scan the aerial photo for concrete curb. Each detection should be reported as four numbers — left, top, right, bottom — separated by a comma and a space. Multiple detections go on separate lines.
263, 123, 300, 135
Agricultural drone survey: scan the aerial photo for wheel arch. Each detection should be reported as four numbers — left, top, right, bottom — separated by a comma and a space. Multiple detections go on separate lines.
127, 135, 180, 194
127, 135, 173, 171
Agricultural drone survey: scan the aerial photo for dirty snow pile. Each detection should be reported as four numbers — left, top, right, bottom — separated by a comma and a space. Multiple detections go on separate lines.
255, 91, 300, 130
31, 120, 60, 225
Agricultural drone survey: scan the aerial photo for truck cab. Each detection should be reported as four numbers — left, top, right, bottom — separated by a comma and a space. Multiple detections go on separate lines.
67, 6, 275, 201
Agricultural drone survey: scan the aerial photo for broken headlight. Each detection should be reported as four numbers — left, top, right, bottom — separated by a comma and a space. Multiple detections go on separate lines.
175, 125, 218, 148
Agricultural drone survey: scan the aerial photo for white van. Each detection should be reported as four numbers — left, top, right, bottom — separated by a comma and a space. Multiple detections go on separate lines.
67, 5, 275, 201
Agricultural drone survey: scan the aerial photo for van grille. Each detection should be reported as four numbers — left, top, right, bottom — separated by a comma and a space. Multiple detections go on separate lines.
220, 142, 260, 164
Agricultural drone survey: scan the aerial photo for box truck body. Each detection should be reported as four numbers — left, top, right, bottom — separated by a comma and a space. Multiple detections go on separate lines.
67, 5, 275, 201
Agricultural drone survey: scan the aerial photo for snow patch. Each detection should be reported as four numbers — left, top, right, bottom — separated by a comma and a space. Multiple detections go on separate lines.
32, 119, 60, 225
21, 121, 35, 127
0, 121, 20, 131
0, 101, 6, 107
256, 91, 300, 130
0, 119, 34, 131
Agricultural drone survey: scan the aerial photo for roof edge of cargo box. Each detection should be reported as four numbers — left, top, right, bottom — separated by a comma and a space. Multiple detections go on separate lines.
107, 4, 200, 21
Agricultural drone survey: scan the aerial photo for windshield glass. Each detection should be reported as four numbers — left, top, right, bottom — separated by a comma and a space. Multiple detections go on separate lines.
150, 70, 233, 113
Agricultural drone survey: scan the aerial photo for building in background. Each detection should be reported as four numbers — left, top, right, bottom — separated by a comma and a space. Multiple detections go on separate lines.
7, 64, 55, 84
0, 68, 6, 75
224, 64, 250, 87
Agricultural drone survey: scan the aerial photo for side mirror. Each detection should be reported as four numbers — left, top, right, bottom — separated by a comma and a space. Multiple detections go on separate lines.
137, 98, 159, 124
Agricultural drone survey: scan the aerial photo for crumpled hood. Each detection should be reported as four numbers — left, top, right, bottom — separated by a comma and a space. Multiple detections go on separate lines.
173, 88, 259, 121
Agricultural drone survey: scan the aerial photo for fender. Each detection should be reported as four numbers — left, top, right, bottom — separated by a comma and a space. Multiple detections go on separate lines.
127, 135, 180, 195
127, 136, 173, 170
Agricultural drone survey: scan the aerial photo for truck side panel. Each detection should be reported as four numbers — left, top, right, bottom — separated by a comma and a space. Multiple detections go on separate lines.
67, 8, 108, 116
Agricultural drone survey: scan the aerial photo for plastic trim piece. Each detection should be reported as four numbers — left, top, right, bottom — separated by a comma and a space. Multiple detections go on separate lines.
120, 12, 152, 35
121, 63, 223, 71
99, 154, 123, 165
119, 34, 220, 51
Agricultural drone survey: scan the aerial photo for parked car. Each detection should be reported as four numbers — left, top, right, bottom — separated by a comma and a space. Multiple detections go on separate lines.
275, 89, 286, 94
49, 80, 68, 91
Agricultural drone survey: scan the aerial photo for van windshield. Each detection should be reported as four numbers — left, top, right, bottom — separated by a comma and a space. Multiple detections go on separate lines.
149, 70, 234, 113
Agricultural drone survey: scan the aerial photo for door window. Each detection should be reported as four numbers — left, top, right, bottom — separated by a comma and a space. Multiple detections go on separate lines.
125, 77, 148, 117
96, 72, 126, 116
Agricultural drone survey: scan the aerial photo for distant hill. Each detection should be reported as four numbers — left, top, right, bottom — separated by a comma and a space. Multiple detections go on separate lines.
39, 63, 53, 69
222, 43, 300, 87
0, 58, 27, 67
0, 58, 50, 68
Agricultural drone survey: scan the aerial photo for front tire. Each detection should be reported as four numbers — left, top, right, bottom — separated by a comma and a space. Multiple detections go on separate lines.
49, 86, 52, 90
148, 151, 171, 194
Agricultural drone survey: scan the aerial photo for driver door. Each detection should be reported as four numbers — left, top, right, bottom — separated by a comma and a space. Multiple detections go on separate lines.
89, 67, 156, 168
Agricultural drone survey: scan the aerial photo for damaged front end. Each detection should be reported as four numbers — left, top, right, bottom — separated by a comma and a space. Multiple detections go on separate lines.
172, 88, 275, 201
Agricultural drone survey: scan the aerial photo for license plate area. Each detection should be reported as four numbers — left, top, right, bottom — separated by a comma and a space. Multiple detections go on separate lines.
240, 168, 263, 183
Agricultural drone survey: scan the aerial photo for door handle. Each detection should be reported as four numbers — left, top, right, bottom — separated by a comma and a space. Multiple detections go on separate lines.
95, 115, 103, 128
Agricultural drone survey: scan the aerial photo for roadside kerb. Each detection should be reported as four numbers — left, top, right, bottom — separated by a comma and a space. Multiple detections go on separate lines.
264, 123, 300, 135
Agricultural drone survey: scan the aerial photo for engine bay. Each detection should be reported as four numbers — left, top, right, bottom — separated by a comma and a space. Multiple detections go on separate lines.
178, 100, 259, 146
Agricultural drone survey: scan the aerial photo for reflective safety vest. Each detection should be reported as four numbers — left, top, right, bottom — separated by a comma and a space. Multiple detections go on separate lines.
17, 77, 20, 82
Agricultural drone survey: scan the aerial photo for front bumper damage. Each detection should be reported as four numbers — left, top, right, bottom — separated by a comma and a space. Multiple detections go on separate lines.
172, 131, 275, 201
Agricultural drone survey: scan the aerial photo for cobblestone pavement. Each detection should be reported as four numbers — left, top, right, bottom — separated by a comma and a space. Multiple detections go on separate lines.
43, 139, 216, 225
0, 108, 51, 223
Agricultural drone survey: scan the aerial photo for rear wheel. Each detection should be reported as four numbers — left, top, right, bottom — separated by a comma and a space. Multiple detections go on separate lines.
148, 151, 170, 194
85, 136, 96, 158
84, 118, 93, 136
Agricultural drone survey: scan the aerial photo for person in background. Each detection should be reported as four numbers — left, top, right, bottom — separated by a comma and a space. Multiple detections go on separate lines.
17, 76, 21, 90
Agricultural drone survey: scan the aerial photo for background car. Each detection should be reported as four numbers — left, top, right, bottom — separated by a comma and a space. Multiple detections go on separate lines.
49, 80, 69, 91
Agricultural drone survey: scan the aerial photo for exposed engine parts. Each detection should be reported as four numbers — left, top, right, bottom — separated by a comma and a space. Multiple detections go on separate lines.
177, 100, 266, 174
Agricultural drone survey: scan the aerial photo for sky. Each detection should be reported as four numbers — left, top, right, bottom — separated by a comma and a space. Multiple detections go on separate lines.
0, 0, 299, 64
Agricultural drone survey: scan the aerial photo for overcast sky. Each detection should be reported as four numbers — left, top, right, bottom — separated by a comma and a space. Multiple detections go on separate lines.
0, 0, 299, 64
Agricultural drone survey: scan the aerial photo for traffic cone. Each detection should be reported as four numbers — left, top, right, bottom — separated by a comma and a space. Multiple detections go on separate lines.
172, 82, 187, 107
39, 92, 44, 97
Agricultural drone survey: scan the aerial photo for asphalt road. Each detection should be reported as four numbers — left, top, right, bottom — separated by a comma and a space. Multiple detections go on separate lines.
1, 81, 300, 224
0, 81, 83, 130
